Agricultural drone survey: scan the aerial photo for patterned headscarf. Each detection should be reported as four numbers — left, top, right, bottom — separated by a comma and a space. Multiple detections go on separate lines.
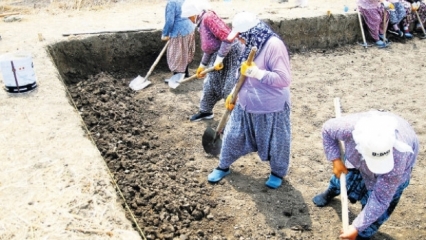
238, 21, 282, 63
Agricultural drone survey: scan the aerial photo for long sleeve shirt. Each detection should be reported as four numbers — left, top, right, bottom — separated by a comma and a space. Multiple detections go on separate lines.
198, 11, 233, 65
357, 0, 381, 9
322, 110, 419, 232
162, 0, 195, 38
237, 36, 291, 114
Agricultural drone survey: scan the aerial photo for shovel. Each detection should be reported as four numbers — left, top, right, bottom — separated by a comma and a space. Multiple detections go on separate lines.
168, 66, 217, 89
129, 41, 169, 91
202, 46, 257, 156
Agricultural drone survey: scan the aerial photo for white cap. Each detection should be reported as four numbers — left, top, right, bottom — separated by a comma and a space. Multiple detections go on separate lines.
227, 12, 260, 41
352, 114, 412, 174
181, 0, 211, 18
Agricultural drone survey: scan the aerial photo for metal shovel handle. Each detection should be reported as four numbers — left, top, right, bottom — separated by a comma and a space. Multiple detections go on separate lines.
214, 46, 258, 138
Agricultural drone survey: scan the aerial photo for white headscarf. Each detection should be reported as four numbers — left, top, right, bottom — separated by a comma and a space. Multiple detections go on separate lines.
181, 0, 211, 18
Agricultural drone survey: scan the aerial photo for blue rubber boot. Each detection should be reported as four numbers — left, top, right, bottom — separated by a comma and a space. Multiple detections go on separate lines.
265, 174, 283, 189
375, 40, 386, 48
208, 168, 230, 183
404, 32, 413, 39
312, 189, 339, 207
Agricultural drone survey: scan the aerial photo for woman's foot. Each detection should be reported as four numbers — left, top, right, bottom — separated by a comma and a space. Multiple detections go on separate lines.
265, 174, 283, 189
190, 111, 214, 122
312, 189, 339, 207
208, 168, 230, 183
375, 40, 387, 48
388, 29, 403, 37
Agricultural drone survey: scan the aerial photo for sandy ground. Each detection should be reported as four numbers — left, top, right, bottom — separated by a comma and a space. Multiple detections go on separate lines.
1, 0, 425, 239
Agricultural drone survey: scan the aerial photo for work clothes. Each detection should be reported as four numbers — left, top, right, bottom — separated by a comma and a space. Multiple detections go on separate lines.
321, 110, 419, 234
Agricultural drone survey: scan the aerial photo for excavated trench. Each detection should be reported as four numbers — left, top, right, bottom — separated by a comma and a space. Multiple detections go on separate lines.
47, 15, 362, 239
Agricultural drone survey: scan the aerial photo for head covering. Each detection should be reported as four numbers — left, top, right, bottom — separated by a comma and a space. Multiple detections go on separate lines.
181, 0, 210, 18
227, 12, 260, 42
352, 114, 413, 174
232, 13, 281, 63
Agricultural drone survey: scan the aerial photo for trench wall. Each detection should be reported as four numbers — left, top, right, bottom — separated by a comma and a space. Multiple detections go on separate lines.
48, 13, 361, 84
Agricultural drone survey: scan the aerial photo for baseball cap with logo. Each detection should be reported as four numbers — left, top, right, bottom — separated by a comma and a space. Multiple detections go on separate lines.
352, 113, 413, 174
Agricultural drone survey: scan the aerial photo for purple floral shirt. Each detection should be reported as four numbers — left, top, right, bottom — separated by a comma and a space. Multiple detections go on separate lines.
322, 110, 419, 232
357, 0, 381, 9
197, 11, 232, 65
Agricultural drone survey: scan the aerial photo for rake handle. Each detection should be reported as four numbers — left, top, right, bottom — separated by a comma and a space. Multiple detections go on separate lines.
214, 46, 258, 138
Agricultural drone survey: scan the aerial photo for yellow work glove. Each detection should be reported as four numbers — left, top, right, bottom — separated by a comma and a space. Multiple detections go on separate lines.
225, 94, 235, 111
213, 56, 224, 70
240, 61, 254, 76
196, 64, 206, 79
339, 225, 358, 240
240, 61, 266, 80
332, 158, 348, 178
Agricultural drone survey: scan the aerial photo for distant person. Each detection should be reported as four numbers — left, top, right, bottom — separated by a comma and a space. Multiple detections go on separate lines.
312, 110, 419, 240
207, 12, 292, 189
181, 0, 242, 122
358, 0, 388, 47
405, 0, 426, 38
385, 0, 412, 38
162, 0, 196, 80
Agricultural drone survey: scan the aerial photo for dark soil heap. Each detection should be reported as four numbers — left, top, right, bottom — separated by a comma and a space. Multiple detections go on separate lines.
68, 72, 234, 239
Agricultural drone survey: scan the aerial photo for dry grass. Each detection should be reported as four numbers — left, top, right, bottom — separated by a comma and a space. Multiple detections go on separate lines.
0, 3, 31, 14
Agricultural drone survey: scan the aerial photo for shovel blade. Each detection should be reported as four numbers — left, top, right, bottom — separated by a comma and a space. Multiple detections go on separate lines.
202, 127, 222, 156
168, 73, 185, 89
129, 75, 144, 88
129, 75, 151, 91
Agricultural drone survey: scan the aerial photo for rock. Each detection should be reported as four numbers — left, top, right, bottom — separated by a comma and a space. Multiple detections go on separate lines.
4, 15, 23, 22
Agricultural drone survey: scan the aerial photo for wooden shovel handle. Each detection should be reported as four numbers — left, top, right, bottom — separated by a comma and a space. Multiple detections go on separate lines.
334, 97, 349, 233
382, 9, 387, 42
357, 10, 368, 48
215, 46, 258, 136
143, 41, 169, 80
178, 66, 216, 84
416, 11, 426, 34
